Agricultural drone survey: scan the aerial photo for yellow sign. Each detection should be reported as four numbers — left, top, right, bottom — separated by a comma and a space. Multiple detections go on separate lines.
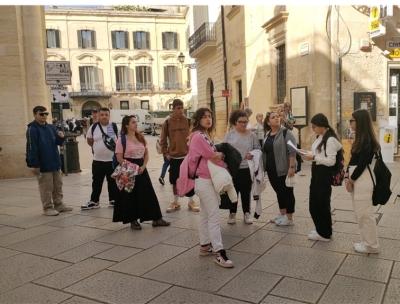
389, 49, 400, 58
369, 6, 386, 38
370, 20, 380, 31
383, 133, 393, 143
371, 7, 379, 19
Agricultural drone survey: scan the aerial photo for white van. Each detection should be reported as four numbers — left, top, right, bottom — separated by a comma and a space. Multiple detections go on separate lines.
110, 109, 153, 134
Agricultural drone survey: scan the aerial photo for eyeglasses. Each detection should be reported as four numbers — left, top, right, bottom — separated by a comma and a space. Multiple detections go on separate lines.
38, 112, 49, 117
237, 120, 248, 125
349, 119, 355, 123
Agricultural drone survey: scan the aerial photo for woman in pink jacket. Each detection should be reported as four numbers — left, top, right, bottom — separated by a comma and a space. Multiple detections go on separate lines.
187, 107, 234, 268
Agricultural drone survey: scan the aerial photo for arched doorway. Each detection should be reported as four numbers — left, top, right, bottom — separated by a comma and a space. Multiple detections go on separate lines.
210, 80, 215, 115
82, 100, 101, 117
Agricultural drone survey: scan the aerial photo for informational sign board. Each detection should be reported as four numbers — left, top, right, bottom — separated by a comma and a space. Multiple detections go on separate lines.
44, 61, 71, 85
369, 6, 386, 38
354, 92, 376, 121
51, 87, 69, 103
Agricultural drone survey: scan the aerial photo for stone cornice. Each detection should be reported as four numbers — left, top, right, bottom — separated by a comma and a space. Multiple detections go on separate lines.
226, 6, 240, 20
46, 52, 66, 60
261, 12, 289, 33
132, 52, 154, 61
112, 53, 133, 60
76, 53, 102, 61
161, 53, 177, 60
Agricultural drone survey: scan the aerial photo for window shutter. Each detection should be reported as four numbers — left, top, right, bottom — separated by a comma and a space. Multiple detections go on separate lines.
146, 32, 150, 49
115, 67, 120, 84
148, 67, 152, 83
46, 30, 49, 48
79, 66, 85, 84
77, 30, 82, 48
173, 33, 178, 50
124, 31, 129, 49
129, 68, 134, 90
136, 66, 141, 83
55, 30, 60, 48
133, 32, 137, 49
93, 67, 99, 88
178, 67, 182, 89
91, 31, 96, 48
124, 66, 129, 87
162, 32, 166, 49
111, 31, 116, 49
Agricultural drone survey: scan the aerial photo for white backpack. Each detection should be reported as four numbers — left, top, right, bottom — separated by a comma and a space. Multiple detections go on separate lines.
156, 136, 162, 154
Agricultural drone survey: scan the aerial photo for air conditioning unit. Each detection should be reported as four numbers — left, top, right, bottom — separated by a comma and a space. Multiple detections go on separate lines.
360, 38, 370, 50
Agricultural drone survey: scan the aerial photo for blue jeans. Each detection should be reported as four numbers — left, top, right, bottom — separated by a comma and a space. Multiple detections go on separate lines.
160, 156, 170, 178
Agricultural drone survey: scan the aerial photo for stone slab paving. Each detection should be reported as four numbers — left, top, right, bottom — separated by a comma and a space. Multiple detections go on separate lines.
0, 136, 400, 303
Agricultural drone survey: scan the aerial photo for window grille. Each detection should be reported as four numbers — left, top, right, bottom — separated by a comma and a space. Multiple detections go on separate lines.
277, 44, 286, 104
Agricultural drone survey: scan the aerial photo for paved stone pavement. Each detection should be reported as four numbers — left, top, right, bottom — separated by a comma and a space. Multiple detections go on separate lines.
1, 133, 400, 304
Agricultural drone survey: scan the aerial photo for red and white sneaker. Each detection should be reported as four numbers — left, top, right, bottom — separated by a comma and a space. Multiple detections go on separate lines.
199, 243, 214, 256
214, 250, 234, 268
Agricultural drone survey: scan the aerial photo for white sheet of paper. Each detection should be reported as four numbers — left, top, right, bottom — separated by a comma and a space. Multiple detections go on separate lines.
287, 140, 307, 154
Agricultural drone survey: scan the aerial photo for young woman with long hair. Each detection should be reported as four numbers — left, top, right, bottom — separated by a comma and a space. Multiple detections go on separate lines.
223, 110, 261, 225
187, 107, 234, 268
345, 109, 380, 253
263, 111, 297, 225
112, 115, 170, 230
299, 113, 342, 241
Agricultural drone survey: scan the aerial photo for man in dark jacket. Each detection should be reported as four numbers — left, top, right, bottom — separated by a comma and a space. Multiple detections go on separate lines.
26, 106, 73, 216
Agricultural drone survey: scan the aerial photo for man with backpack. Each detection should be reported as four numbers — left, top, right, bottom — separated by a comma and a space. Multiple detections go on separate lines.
159, 99, 200, 213
82, 107, 119, 210
26, 106, 73, 216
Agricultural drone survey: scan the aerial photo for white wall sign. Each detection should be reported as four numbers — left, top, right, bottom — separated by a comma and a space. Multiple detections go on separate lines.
300, 43, 309, 56
44, 61, 71, 85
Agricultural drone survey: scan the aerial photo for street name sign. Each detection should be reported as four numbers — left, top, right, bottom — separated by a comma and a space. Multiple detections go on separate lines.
44, 61, 71, 85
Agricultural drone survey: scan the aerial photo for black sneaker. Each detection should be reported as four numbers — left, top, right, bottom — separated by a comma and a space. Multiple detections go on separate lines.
109, 200, 115, 207
130, 220, 142, 230
81, 201, 100, 210
159, 177, 165, 185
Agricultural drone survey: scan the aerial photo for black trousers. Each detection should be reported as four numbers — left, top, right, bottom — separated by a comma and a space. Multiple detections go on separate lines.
267, 170, 295, 214
309, 163, 332, 239
90, 160, 118, 203
230, 168, 252, 214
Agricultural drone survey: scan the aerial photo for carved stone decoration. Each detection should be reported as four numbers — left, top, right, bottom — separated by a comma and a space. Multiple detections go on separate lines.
47, 52, 66, 60
132, 52, 154, 61
112, 53, 133, 60
76, 53, 102, 61
261, 12, 289, 48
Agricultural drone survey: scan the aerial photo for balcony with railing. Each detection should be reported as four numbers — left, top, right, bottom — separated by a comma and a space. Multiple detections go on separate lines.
69, 83, 112, 98
162, 82, 183, 91
115, 82, 154, 92
189, 22, 217, 58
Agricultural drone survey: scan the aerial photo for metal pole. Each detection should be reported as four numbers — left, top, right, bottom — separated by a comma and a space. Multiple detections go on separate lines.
221, 6, 229, 127
59, 103, 68, 176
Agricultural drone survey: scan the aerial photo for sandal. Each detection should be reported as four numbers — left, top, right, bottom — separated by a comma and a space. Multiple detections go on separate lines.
130, 220, 142, 230
152, 218, 171, 227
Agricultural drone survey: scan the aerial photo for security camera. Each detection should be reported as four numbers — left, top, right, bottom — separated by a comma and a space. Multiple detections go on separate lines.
381, 50, 390, 55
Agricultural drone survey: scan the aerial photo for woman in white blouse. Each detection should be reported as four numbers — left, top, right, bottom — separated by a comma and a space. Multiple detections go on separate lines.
299, 113, 342, 242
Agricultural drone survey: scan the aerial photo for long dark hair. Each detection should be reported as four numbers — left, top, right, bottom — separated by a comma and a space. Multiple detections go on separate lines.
190, 108, 215, 138
263, 111, 279, 133
120, 115, 146, 146
351, 109, 380, 153
310, 113, 342, 153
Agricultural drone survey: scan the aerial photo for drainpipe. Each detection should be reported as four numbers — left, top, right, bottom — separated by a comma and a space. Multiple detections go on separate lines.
221, 5, 229, 125
336, 56, 342, 140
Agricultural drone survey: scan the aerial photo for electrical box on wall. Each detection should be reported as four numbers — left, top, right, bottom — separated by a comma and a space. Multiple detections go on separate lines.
360, 38, 370, 50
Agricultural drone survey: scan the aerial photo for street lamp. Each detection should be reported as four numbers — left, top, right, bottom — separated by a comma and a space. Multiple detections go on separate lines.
178, 52, 196, 69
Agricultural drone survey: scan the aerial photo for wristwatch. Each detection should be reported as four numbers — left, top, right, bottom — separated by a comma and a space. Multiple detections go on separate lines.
290, 165, 295, 168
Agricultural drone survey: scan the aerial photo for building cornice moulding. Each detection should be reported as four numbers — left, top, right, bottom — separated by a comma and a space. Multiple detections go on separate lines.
132, 52, 154, 60
226, 6, 240, 20
76, 53, 102, 61
161, 53, 177, 60
112, 53, 133, 60
47, 52, 66, 60
261, 12, 289, 33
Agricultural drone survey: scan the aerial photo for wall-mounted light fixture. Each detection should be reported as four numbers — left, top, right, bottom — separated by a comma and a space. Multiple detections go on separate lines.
178, 52, 196, 69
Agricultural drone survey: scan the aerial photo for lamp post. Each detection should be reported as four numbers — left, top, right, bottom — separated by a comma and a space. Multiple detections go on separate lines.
178, 52, 196, 69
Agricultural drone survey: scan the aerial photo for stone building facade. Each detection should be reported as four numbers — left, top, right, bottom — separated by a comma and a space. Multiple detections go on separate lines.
191, 5, 400, 160
45, 5, 196, 120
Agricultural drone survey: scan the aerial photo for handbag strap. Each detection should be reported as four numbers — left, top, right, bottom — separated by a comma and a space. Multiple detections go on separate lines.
367, 151, 379, 188
192, 156, 202, 179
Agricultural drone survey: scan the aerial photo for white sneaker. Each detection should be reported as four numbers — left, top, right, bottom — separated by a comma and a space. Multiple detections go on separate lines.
244, 212, 253, 224
353, 242, 379, 254
270, 214, 285, 223
308, 232, 330, 242
275, 215, 294, 226
43, 208, 59, 216
227, 213, 236, 224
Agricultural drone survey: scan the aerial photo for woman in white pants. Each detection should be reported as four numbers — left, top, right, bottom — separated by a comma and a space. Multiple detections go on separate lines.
187, 108, 234, 268
345, 109, 380, 253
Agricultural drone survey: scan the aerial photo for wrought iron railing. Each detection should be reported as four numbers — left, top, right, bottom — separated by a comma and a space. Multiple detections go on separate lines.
163, 82, 182, 91
115, 82, 154, 91
189, 22, 216, 54
78, 83, 103, 91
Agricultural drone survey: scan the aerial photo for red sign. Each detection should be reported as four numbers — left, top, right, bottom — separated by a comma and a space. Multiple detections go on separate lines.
222, 90, 230, 97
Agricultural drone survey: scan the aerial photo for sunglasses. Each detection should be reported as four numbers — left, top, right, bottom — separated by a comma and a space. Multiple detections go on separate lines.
38, 112, 49, 117
349, 119, 355, 123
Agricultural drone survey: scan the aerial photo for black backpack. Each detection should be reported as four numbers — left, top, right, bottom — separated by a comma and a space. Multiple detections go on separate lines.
367, 151, 392, 206
323, 140, 345, 186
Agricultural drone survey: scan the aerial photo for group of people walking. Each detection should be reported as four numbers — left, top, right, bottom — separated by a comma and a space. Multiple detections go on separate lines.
26, 99, 381, 269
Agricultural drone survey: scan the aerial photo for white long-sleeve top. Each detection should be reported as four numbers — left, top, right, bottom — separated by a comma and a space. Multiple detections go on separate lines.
312, 136, 342, 167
